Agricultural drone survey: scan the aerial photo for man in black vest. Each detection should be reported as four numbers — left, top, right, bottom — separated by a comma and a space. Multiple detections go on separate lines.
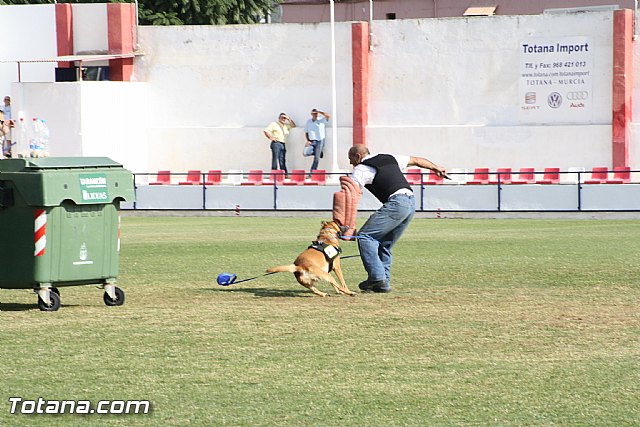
348, 144, 447, 293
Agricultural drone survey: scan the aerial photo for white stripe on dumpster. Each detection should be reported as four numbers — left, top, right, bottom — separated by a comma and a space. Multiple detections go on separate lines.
117, 215, 121, 252
34, 209, 47, 257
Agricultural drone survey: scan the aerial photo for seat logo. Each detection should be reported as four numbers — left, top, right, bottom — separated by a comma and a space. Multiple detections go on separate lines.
547, 92, 562, 109
567, 91, 588, 101
525, 92, 536, 104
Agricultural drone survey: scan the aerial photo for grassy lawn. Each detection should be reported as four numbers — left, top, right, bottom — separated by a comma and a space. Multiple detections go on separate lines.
1, 217, 639, 426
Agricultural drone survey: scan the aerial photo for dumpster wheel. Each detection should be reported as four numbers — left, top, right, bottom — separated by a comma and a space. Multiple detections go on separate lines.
38, 291, 60, 312
103, 286, 125, 307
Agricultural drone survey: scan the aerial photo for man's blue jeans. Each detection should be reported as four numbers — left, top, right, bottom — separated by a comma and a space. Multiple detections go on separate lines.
309, 139, 325, 174
357, 193, 415, 285
270, 141, 287, 175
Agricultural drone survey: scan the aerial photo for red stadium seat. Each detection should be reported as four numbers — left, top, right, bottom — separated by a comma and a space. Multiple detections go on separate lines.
205, 170, 222, 185
489, 168, 512, 185
240, 170, 264, 186
263, 169, 285, 185
467, 168, 490, 185
511, 168, 536, 184
605, 166, 631, 184
179, 170, 202, 185
306, 169, 326, 185
584, 166, 609, 184
536, 167, 560, 184
283, 169, 306, 185
405, 168, 422, 185
423, 170, 444, 185
149, 170, 171, 185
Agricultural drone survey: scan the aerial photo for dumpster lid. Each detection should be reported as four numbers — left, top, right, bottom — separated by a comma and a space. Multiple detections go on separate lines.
22, 157, 124, 170
0, 157, 134, 206
0, 158, 126, 173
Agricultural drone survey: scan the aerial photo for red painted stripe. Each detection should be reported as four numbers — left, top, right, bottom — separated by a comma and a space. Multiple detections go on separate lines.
34, 209, 46, 257
612, 9, 633, 168
55, 4, 74, 68
107, 3, 136, 81
34, 226, 46, 240
352, 22, 370, 147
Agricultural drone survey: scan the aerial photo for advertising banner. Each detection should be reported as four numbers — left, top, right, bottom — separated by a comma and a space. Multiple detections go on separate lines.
519, 36, 593, 124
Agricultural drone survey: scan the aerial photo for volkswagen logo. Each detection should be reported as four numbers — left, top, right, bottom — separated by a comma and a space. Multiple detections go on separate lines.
548, 92, 562, 108
567, 91, 589, 101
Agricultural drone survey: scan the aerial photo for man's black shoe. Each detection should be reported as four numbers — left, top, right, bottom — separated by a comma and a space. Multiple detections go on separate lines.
358, 280, 373, 291
359, 280, 391, 293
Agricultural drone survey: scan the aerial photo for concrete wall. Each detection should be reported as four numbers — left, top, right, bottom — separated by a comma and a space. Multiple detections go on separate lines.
132, 11, 620, 172
13, 81, 149, 172
73, 4, 109, 55
280, 0, 635, 22
135, 23, 353, 173
0, 5, 57, 97
367, 14, 614, 170
2, 5, 639, 176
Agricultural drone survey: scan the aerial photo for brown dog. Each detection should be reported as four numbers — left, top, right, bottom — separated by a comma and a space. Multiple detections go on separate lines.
266, 221, 356, 297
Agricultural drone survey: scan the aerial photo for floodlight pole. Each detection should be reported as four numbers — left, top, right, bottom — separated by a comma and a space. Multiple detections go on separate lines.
330, 0, 340, 173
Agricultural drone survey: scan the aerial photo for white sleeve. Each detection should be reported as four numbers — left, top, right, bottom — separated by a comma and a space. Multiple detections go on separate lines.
394, 154, 411, 170
351, 165, 376, 188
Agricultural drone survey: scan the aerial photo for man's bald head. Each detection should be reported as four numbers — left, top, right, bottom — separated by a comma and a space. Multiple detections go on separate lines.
348, 144, 370, 166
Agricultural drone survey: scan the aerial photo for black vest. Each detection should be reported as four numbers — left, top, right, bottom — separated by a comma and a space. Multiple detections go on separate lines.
361, 154, 412, 203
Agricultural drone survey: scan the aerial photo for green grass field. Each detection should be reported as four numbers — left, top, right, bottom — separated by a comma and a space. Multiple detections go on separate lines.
1, 217, 639, 426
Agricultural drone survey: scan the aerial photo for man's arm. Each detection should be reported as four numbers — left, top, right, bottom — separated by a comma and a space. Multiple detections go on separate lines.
264, 130, 275, 141
0, 122, 8, 138
408, 156, 447, 177
264, 123, 277, 141
320, 111, 331, 120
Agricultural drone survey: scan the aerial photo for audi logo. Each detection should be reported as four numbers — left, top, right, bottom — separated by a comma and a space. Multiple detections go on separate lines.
547, 92, 562, 109
567, 91, 589, 101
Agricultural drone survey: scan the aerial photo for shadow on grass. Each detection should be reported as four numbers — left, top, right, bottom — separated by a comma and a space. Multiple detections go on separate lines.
0, 303, 40, 311
206, 287, 313, 298
0, 303, 81, 312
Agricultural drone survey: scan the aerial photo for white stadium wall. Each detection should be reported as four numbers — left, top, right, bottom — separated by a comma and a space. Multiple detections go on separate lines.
135, 23, 354, 173
367, 14, 614, 170
0, 5, 57, 96
2, 5, 639, 174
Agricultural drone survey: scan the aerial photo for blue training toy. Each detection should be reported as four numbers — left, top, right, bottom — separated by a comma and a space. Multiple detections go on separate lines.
217, 272, 237, 286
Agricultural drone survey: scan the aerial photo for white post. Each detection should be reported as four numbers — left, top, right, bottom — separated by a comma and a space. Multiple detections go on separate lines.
330, 0, 339, 173
369, 0, 374, 49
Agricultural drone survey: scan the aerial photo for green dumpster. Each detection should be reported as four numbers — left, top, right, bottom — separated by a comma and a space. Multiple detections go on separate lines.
0, 157, 134, 311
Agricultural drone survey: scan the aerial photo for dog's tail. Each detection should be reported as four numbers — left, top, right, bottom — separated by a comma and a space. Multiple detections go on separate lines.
266, 264, 300, 274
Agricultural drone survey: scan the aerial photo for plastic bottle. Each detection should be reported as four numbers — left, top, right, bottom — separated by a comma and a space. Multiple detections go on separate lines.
15, 117, 29, 158
29, 118, 38, 157
39, 119, 50, 157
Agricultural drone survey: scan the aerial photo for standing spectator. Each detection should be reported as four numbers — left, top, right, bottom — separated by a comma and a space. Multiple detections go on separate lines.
304, 108, 330, 178
1, 96, 12, 158
264, 112, 296, 176
0, 110, 10, 159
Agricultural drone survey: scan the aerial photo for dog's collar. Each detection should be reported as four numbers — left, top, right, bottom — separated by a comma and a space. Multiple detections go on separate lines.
308, 240, 342, 271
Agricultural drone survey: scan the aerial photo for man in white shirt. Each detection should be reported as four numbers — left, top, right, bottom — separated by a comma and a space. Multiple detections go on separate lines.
303, 109, 330, 178
1, 96, 12, 157
348, 144, 447, 293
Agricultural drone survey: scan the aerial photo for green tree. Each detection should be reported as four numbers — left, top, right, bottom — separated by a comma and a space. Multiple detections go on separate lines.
0, 0, 278, 26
